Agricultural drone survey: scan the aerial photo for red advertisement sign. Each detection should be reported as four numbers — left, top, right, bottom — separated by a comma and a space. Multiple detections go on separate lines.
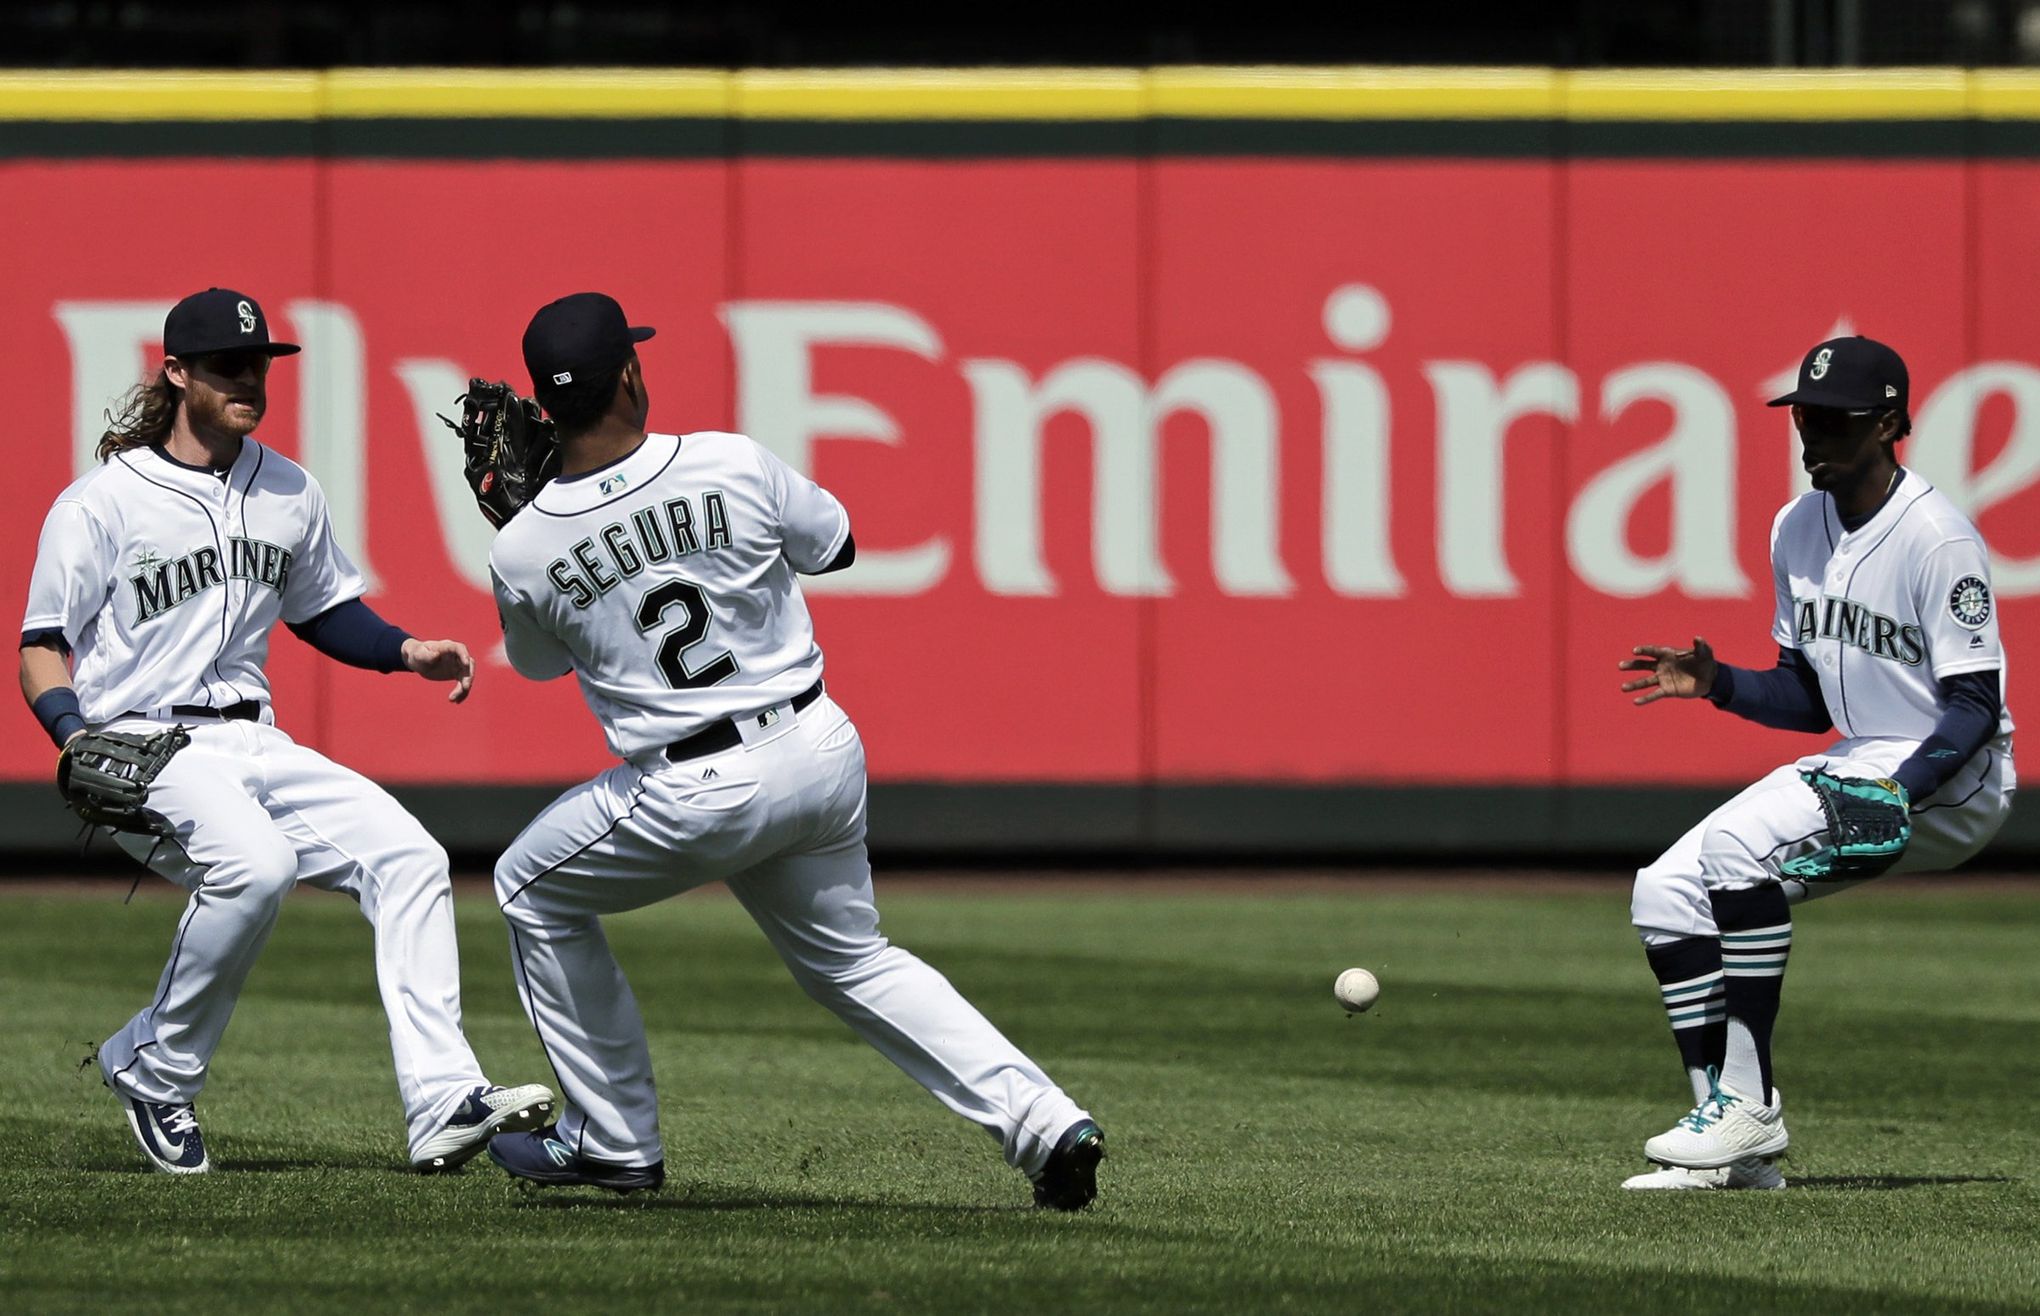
3, 157, 2030, 787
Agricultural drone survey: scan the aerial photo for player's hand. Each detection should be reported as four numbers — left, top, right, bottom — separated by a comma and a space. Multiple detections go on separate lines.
402, 638, 475, 704
1618, 636, 1718, 705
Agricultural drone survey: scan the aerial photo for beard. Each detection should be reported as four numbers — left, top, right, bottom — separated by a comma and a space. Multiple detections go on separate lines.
184, 383, 264, 439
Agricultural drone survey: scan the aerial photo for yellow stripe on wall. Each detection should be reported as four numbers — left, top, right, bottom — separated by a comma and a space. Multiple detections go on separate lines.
1150, 67, 1561, 119
734, 69, 1144, 120
321, 68, 730, 118
0, 72, 322, 120
1564, 69, 1969, 120
0, 67, 2037, 123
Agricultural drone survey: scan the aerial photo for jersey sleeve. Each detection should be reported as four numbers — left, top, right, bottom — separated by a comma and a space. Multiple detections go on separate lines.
1768, 503, 1798, 649
752, 441, 850, 574
1914, 537, 2005, 679
280, 482, 368, 623
22, 500, 118, 645
490, 567, 574, 681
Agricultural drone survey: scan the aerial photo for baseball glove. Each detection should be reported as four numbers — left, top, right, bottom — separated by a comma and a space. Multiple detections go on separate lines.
1780, 769, 1912, 880
441, 380, 561, 528
57, 725, 190, 836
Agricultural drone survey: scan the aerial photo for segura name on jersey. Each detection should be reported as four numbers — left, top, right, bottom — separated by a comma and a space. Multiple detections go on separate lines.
1793, 594, 1927, 667
546, 490, 734, 609
131, 537, 295, 625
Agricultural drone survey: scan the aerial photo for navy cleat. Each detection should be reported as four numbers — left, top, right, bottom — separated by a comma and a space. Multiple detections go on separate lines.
1031, 1119, 1105, 1211
414, 1082, 557, 1173
114, 1091, 210, 1175
487, 1128, 664, 1193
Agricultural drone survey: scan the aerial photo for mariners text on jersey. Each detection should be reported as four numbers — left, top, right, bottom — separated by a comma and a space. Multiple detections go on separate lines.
1792, 596, 1926, 667
130, 536, 295, 623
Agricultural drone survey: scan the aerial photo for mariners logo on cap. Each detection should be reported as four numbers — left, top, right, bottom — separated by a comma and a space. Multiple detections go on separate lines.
1949, 575, 1993, 630
1809, 347, 1833, 380
236, 300, 257, 334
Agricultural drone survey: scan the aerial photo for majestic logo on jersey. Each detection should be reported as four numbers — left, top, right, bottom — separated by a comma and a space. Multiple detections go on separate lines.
1809, 347, 1833, 380
545, 490, 734, 610
130, 536, 294, 624
236, 299, 257, 334
1794, 595, 1926, 667
1949, 575, 1992, 630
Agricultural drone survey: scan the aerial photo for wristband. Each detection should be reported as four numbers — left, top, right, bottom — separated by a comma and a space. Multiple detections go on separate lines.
32, 687, 87, 749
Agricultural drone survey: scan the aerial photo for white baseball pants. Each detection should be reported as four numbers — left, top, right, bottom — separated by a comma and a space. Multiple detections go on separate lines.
495, 694, 1089, 1174
1633, 735, 2015, 944
97, 716, 488, 1159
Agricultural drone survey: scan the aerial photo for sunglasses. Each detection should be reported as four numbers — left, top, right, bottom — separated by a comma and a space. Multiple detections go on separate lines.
1793, 406, 1886, 439
187, 350, 273, 380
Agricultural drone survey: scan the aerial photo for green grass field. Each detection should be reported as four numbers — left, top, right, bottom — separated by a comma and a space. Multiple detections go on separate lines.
1, 875, 2036, 1313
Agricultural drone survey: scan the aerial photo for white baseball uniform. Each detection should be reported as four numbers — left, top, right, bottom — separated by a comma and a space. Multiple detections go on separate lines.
23, 440, 491, 1158
489, 430, 1089, 1173
1634, 470, 2016, 941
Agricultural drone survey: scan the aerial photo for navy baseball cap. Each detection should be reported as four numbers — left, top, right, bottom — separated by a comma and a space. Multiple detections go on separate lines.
162, 288, 299, 358
523, 292, 655, 392
1767, 335, 1908, 411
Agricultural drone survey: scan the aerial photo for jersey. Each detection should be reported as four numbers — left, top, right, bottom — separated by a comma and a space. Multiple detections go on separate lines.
1769, 468, 2014, 743
488, 431, 849, 761
23, 441, 366, 724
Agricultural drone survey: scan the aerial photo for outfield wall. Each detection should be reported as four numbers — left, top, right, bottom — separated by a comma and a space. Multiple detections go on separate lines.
5, 68, 2040, 859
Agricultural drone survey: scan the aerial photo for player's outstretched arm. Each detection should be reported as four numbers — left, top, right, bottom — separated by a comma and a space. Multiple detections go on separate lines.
400, 639, 475, 704
1618, 636, 1718, 705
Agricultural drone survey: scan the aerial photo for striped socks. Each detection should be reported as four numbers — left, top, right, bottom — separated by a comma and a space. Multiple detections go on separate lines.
1645, 937, 1727, 1106
1714, 884, 1793, 1105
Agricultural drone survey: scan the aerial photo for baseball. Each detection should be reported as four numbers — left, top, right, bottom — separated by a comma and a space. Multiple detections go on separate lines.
1334, 967, 1380, 1013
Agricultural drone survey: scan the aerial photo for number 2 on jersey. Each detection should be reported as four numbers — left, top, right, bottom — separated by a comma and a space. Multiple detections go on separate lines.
635, 580, 739, 689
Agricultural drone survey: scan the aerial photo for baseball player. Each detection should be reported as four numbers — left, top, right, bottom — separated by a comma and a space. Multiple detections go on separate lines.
472, 292, 1105, 1208
19, 288, 553, 1175
1617, 335, 2014, 1190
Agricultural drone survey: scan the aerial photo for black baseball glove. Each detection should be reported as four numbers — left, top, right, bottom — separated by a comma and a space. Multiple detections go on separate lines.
57, 725, 190, 835
1780, 769, 1912, 880
441, 380, 561, 528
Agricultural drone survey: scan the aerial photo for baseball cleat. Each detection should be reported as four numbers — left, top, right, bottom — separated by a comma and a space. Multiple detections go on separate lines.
1030, 1119, 1106, 1211
486, 1128, 664, 1193
1643, 1081, 1788, 1170
1622, 1156, 1786, 1191
413, 1082, 557, 1173
113, 1091, 210, 1175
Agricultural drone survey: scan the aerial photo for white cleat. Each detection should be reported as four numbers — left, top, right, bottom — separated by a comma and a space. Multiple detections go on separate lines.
1623, 1156, 1786, 1191
413, 1082, 557, 1173
1643, 1082, 1788, 1170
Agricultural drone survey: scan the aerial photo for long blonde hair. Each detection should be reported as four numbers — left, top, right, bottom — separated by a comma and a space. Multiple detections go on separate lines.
97, 369, 180, 461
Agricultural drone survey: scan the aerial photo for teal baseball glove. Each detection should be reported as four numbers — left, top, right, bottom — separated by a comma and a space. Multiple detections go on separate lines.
1781, 769, 1911, 880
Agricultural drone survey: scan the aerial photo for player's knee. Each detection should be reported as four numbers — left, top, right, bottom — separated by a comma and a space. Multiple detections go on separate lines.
413, 837, 451, 878
493, 852, 530, 907
786, 940, 894, 1000
1697, 822, 1768, 885
1631, 866, 1705, 940
218, 833, 299, 902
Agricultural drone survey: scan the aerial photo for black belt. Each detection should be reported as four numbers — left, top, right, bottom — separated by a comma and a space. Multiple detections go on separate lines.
160, 700, 261, 722
664, 682, 823, 764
